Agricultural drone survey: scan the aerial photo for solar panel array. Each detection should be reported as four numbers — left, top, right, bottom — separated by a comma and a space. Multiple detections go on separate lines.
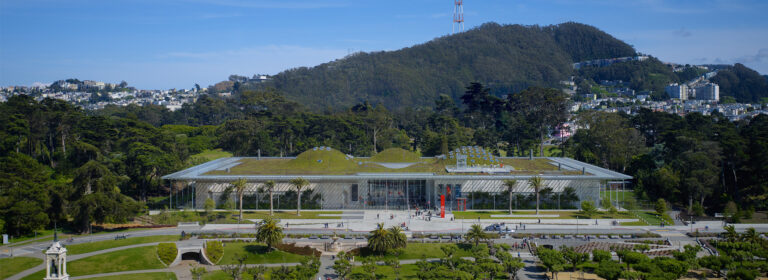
448, 146, 499, 166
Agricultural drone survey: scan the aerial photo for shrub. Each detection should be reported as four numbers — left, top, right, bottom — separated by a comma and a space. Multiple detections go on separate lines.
275, 242, 322, 257
157, 243, 178, 266
206, 241, 224, 264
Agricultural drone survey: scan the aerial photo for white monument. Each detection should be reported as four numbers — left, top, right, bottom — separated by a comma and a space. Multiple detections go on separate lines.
44, 229, 68, 280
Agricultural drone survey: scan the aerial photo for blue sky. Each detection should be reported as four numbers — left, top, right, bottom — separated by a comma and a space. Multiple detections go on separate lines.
1, 0, 767, 89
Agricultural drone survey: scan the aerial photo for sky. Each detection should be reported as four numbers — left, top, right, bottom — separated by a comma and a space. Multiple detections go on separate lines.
1, 0, 767, 89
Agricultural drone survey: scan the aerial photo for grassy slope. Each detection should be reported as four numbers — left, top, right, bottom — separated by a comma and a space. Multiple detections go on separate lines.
84, 272, 177, 280
20, 246, 165, 280
66, 235, 179, 255
369, 148, 421, 162
351, 264, 421, 280
0, 257, 42, 279
191, 149, 233, 161
219, 243, 305, 264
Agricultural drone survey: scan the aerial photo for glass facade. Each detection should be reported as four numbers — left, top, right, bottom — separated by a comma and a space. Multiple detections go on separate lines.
365, 180, 427, 210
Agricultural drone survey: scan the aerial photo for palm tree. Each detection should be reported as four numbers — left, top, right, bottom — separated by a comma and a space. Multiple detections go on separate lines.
262, 180, 276, 216
528, 176, 544, 214
503, 179, 517, 214
256, 217, 284, 251
367, 223, 393, 253
230, 178, 247, 226
388, 226, 407, 249
466, 224, 488, 247
289, 177, 309, 216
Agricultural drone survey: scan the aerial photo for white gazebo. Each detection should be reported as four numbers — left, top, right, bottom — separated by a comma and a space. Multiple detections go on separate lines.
44, 231, 68, 280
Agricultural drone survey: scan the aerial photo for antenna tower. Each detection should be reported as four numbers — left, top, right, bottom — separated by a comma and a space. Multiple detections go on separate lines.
452, 0, 464, 34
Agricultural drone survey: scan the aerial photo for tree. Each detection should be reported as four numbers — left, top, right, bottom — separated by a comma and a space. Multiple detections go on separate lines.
595, 260, 622, 280
388, 225, 407, 250
262, 180, 276, 216
204, 198, 215, 218
592, 250, 611, 263
385, 258, 402, 280
537, 248, 565, 280
528, 176, 544, 214
255, 217, 284, 251
221, 254, 246, 280
190, 266, 206, 280
655, 198, 667, 216
503, 180, 517, 214
333, 252, 354, 280
289, 177, 309, 216
562, 246, 588, 272
230, 178, 247, 225
466, 224, 488, 247
367, 223, 392, 253
502, 256, 524, 280
508, 87, 569, 156
361, 256, 379, 280
699, 255, 731, 278
246, 265, 268, 280
580, 200, 597, 218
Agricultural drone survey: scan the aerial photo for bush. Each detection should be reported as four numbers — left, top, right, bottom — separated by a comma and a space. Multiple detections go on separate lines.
275, 242, 322, 257
157, 243, 178, 266
206, 241, 224, 264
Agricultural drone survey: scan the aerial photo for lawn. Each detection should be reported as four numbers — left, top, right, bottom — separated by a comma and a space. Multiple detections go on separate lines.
190, 149, 233, 162
19, 246, 165, 280
453, 210, 636, 220
242, 210, 343, 220
0, 257, 42, 279
354, 243, 473, 260
67, 246, 166, 276
633, 211, 674, 226
351, 263, 421, 279
66, 235, 179, 255
219, 242, 306, 264
148, 211, 254, 225
85, 272, 177, 280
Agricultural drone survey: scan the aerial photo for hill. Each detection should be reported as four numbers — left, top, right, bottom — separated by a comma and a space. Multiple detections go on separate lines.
710, 63, 768, 103
243, 22, 635, 110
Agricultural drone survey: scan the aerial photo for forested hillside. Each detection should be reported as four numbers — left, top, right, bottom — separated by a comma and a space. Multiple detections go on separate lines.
711, 63, 768, 103
246, 22, 635, 110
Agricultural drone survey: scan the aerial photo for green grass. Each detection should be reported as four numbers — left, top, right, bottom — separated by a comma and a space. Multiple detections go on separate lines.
148, 211, 254, 224
370, 148, 421, 162
68, 246, 166, 276
453, 210, 636, 220
190, 149, 233, 162
0, 257, 42, 279
2, 229, 55, 245
19, 246, 165, 280
633, 211, 674, 226
65, 235, 179, 255
351, 263, 421, 279
354, 243, 473, 260
241, 210, 343, 220
205, 148, 569, 176
84, 272, 177, 280
220, 242, 305, 264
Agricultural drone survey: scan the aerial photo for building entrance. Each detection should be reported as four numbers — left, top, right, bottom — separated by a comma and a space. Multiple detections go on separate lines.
366, 180, 427, 210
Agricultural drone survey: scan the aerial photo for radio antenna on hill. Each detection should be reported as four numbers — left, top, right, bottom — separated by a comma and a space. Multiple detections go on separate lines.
452, 0, 464, 34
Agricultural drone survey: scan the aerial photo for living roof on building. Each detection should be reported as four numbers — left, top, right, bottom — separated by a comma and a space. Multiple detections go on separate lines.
162, 147, 631, 181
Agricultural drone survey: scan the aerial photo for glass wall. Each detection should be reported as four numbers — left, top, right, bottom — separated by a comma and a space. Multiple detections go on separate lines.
366, 180, 427, 210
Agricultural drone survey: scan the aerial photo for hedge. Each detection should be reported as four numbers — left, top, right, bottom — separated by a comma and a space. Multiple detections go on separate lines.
206, 241, 224, 264
157, 243, 177, 266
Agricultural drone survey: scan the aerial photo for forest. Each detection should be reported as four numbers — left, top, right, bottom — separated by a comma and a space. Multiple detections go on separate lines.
2, 81, 767, 237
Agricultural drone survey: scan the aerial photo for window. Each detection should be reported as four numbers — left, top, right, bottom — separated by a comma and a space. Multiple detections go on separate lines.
351, 184, 358, 201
